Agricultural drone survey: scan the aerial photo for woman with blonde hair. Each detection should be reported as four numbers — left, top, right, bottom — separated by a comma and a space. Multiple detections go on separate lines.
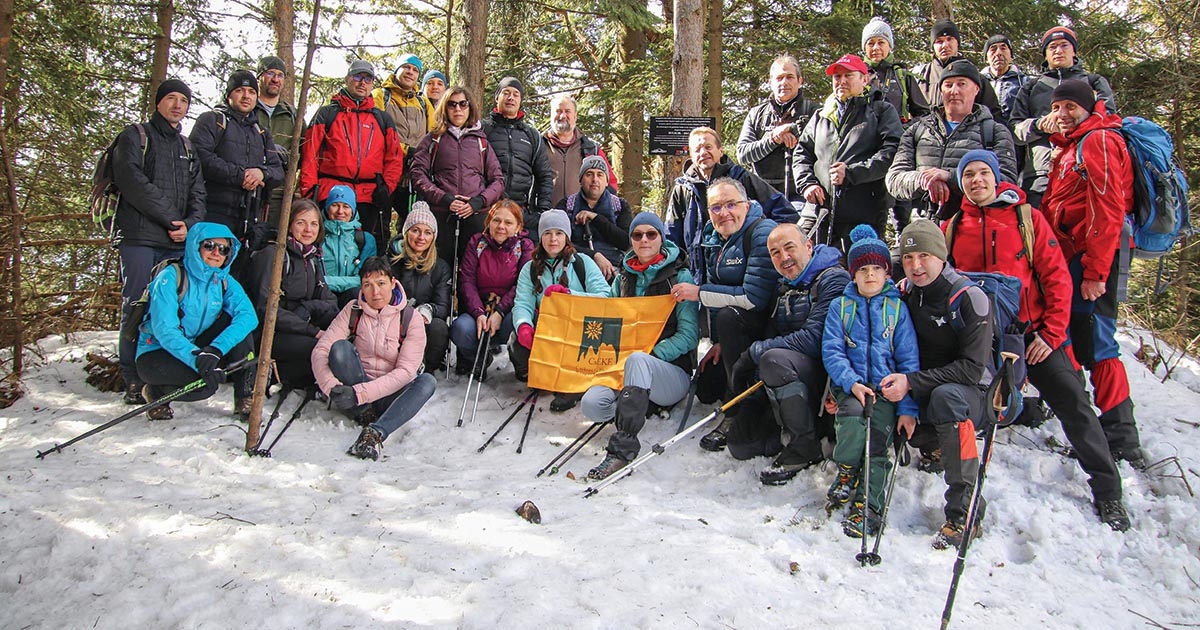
390, 201, 451, 373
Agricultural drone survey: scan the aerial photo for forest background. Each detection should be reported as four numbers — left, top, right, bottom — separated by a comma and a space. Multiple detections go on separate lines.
0, 0, 1196, 394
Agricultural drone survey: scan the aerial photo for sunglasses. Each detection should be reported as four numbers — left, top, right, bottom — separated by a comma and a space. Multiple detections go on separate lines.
631, 230, 660, 242
446, 99, 470, 110
350, 74, 375, 84
200, 239, 231, 256
708, 200, 745, 215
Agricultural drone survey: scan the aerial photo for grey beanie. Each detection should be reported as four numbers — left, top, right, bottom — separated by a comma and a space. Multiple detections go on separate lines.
899, 219, 948, 261
538, 209, 572, 239
862, 17, 894, 51
579, 155, 609, 181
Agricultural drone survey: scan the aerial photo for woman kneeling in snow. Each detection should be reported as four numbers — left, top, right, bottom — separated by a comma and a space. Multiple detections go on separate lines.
311, 256, 436, 460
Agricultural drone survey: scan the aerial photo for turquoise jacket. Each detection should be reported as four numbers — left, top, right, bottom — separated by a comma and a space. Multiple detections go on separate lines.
512, 251, 610, 327
609, 239, 699, 364
322, 210, 378, 293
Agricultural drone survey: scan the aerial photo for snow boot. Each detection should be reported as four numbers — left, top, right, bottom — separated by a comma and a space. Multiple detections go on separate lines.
826, 464, 859, 511
124, 382, 147, 405
760, 381, 822, 485
587, 453, 630, 480
508, 340, 530, 382
550, 392, 582, 413
142, 385, 173, 421
1095, 499, 1131, 532
842, 501, 881, 539
347, 426, 384, 461
699, 413, 735, 451
1110, 447, 1148, 471
759, 448, 821, 486
234, 396, 253, 420
932, 519, 982, 550
917, 448, 943, 473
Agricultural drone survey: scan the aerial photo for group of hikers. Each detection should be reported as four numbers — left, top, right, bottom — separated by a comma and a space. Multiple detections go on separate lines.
107, 17, 1147, 550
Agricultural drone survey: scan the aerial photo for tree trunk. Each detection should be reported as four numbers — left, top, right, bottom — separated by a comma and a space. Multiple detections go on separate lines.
454, 0, 488, 102
148, 0, 173, 116
0, 0, 19, 374
444, 0, 455, 75
666, 0, 704, 187
613, 19, 647, 212
931, 0, 952, 21
272, 0, 296, 104
705, 0, 722, 132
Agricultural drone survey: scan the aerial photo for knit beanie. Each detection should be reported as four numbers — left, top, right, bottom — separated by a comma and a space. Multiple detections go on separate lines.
257, 56, 286, 76
1050, 79, 1096, 113
538, 209, 571, 239
629, 212, 666, 238
402, 200, 438, 238
899, 219, 948, 261
939, 59, 983, 89
324, 185, 357, 217
579, 155, 609, 181
395, 53, 423, 76
1041, 26, 1078, 54
956, 149, 1002, 187
496, 76, 525, 98
984, 34, 1012, 54
862, 17, 894, 51
155, 78, 192, 105
422, 69, 448, 89
225, 69, 258, 99
847, 225, 891, 277
931, 19, 960, 46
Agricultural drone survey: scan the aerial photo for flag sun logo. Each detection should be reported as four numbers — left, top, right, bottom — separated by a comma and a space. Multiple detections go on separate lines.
578, 317, 622, 365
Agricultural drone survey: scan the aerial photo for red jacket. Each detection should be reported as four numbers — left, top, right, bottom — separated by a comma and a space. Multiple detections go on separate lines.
1040, 102, 1132, 283
946, 182, 1073, 350
300, 90, 405, 203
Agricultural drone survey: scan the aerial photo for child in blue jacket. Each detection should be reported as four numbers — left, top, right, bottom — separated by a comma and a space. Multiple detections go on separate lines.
821, 225, 919, 538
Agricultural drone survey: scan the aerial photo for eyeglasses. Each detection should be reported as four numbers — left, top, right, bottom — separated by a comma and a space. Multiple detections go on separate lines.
262, 70, 285, 80
708, 200, 745, 215
631, 230, 660, 242
446, 99, 470, 110
350, 74, 375, 84
200, 240, 231, 256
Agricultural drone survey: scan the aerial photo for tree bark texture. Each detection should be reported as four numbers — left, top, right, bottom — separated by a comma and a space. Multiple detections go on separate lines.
148, 0, 173, 117
454, 0, 488, 103
272, 0, 297, 104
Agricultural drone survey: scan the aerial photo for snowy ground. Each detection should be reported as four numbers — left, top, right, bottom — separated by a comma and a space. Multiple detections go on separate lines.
1, 330, 1199, 630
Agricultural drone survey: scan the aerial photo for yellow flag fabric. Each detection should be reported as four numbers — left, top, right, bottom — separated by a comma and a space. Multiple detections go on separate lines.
528, 293, 676, 393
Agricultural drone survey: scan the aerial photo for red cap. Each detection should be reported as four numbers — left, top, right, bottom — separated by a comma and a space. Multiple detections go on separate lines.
826, 54, 869, 76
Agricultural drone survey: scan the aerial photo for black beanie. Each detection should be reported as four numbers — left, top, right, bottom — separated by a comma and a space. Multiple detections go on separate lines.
257, 55, 286, 76
1051, 79, 1096, 113
496, 76, 525, 98
985, 34, 1012, 53
939, 59, 982, 89
155, 78, 192, 105
225, 69, 258, 99
931, 19, 960, 47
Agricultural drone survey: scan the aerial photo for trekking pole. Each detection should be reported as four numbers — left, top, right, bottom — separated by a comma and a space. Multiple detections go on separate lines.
456, 329, 491, 427
584, 381, 764, 498
515, 391, 541, 453
37, 355, 256, 459
855, 391, 877, 565
675, 378, 699, 433
466, 329, 493, 425
253, 388, 317, 457
860, 429, 908, 566
537, 420, 611, 477
250, 387, 294, 452
940, 353, 1018, 630
448, 216, 462, 378
477, 390, 537, 452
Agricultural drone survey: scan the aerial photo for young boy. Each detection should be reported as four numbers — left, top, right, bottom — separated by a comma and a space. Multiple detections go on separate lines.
821, 225, 920, 538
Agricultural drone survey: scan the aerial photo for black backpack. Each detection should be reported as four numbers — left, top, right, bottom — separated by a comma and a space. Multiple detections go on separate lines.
91, 124, 194, 243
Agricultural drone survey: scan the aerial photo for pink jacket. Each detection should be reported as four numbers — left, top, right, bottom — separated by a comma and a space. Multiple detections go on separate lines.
311, 280, 427, 404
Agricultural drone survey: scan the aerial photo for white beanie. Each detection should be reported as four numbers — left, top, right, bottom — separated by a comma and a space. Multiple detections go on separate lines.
862, 17, 895, 51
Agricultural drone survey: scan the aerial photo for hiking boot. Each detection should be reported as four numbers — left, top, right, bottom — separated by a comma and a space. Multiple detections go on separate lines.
143, 385, 173, 420
550, 392, 582, 413
699, 414, 736, 452
124, 382, 147, 405
826, 464, 859, 508
355, 405, 378, 427
234, 396, 252, 420
1095, 499, 1132, 532
759, 449, 822, 486
587, 453, 630, 480
841, 502, 881, 539
932, 519, 981, 550
347, 426, 384, 461
918, 448, 944, 474
1111, 448, 1148, 471
455, 353, 474, 376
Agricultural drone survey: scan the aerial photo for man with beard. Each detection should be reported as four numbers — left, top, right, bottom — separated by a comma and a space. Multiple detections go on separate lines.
254, 55, 301, 224
543, 94, 618, 207
553, 155, 631, 280
735, 55, 819, 203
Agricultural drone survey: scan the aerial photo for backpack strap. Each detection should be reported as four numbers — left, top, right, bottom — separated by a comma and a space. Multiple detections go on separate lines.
740, 216, 766, 274
944, 210, 963, 266
982, 118, 995, 149
354, 227, 365, 253
571, 254, 585, 285
347, 305, 363, 342
1014, 203, 1047, 300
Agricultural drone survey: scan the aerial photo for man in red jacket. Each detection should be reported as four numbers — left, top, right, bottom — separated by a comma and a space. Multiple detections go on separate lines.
949, 149, 1129, 531
1039, 80, 1144, 470
301, 60, 405, 249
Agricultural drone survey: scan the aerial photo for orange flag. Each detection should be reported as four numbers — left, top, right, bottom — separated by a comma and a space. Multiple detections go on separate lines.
527, 293, 676, 393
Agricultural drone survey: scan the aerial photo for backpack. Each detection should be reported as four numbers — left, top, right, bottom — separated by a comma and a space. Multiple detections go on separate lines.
944, 202, 1045, 299
119, 259, 228, 344
947, 271, 1028, 421
90, 124, 194, 243
1074, 117, 1194, 258
836, 294, 902, 353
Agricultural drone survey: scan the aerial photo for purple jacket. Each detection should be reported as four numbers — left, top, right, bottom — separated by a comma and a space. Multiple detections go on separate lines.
459, 231, 533, 318
410, 125, 506, 215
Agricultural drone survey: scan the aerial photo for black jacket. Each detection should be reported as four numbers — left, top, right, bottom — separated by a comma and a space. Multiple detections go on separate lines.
481, 111, 554, 228
554, 191, 633, 266
113, 112, 207, 249
793, 90, 903, 226
248, 239, 338, 337
392, 255, 453, 322
867, 56, 930, 123
190, 105, 285, 235
913, 55, 1005, 125
735, 93, 819, 200
901, 266, 993, 397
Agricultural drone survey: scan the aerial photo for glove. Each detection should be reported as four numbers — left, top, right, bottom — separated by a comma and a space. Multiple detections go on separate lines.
329, 384, 358, 410
544, 284, 570, 297
193, 346, 224, 388
517, 323, 535, 349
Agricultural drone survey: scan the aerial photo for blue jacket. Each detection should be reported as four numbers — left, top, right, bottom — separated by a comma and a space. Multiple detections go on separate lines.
750, 244, 850, 361
609, 239, 699, 365
821, 279, 919, 417
322, 211, 378, 294
512, 251, 611, 328
136, 222, 258, 369
699, 200, 780, 314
